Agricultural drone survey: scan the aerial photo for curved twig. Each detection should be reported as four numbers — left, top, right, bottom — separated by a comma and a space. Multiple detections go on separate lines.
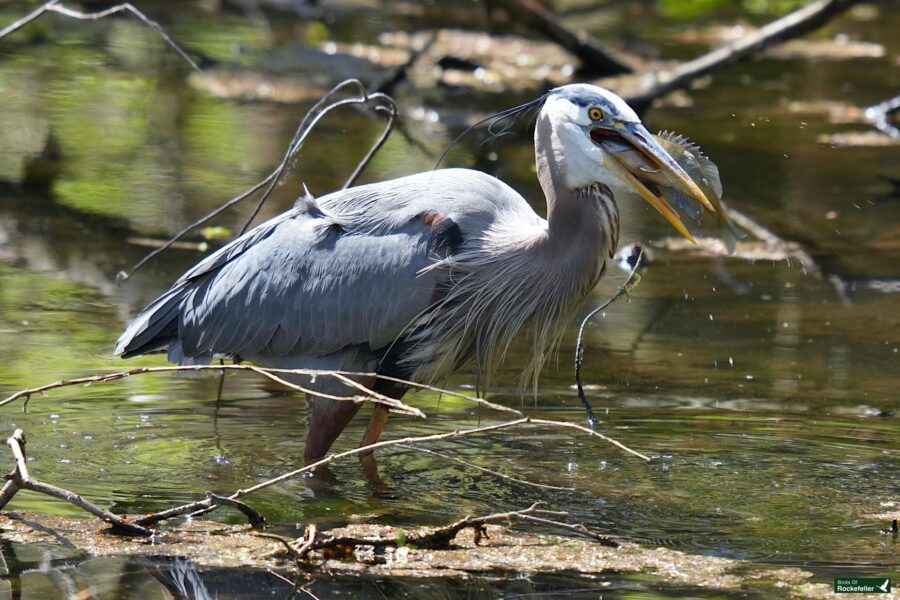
238, 81, 398, 235
574, 249, 643, 426
120, 80, 398, 280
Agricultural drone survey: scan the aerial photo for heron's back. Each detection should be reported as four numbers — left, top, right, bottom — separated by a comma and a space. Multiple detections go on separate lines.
115, 169, 543, 380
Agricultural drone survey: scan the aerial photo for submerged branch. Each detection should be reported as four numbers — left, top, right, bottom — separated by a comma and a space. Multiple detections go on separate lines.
299, 501, 617, 556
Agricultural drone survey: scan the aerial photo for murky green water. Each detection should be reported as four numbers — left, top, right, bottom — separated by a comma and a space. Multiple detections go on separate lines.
0, 0, 897, 597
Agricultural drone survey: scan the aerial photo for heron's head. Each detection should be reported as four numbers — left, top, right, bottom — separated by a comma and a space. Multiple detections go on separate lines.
537, 83, 715, 242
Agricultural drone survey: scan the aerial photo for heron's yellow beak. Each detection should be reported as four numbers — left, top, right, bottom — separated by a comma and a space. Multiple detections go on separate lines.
591, 121, 716, 244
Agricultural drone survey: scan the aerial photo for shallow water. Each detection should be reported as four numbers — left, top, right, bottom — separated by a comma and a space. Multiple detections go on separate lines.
0, 0, 897, 597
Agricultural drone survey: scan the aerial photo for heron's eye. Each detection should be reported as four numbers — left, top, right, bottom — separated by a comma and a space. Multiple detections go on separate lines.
588, 107, 603, 121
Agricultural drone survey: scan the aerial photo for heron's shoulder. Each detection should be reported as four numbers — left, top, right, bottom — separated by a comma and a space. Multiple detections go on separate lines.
318, 169, 529, 219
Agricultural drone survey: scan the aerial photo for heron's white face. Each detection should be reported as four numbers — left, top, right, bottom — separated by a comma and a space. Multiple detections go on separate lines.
540, 84, 715, 242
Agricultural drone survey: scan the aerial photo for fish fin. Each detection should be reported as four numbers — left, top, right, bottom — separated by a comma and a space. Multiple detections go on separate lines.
658, 130, 723, 198
668, 188, 703, 224
720, 210, 747, 255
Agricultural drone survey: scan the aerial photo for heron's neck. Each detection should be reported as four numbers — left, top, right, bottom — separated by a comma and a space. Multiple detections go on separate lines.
534, 117, 619, 263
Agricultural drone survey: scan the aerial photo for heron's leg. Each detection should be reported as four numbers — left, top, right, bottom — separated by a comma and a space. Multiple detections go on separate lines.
359, 382, 406, 454
359, 405, 390, 490
359, 405, 390, 454
358, 384, 407, 488
304, 397, 363, 462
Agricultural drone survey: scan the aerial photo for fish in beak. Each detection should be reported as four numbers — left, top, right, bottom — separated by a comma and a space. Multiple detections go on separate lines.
591, 121, 717, 245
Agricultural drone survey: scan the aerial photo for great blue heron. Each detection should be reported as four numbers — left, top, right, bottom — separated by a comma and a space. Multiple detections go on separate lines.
115, 83, 715, 463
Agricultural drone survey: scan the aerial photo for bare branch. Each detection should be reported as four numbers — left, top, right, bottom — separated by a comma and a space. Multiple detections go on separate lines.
337, 371, 523, 417
207, 493, 266, 527
515, 513, 617, 547
238, 81, 397, 234
313, 502, 544, 552
20, 478, 151, 535
0, 0, 60, 39
627, 0, 862, 110
489, 0, 632, 76
0, 1, 207, 70
0, 430, 151, 535
0, 365, 424, 418
119, 80, 398, 279
135, 415, 648, 527
258, 523, 318, 563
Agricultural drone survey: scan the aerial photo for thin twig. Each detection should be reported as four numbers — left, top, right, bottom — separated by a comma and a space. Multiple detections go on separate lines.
0, 430, 150, 535
245, 365, 424, 417
20, 479, 151, 535
340, 100, 397, 190
0, 365, 423, 417
120, 80, 398, 280
397, 444, 575, 492
515, 513, 617, 547
627, 0, 862, 110
0, 0, 60, 39
0, 1, 207, 69
0, 363, 516, 417
134, 416, 647, 527
238, 81, 397, 235
335, 371, 523, 417
526, 418, 650, 461
574, 249, 643, 426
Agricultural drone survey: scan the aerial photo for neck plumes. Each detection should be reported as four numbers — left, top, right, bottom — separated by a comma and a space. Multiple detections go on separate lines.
534, 110, 619, 285
403, 119, 620, 393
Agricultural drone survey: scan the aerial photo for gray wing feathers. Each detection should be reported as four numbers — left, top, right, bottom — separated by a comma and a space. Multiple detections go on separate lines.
176, 219, 438, 358
116, 169, 533, 364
